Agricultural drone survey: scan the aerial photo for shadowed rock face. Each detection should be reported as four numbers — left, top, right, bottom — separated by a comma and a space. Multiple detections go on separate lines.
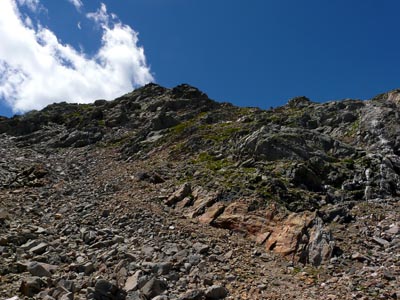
1, 84, 400, 298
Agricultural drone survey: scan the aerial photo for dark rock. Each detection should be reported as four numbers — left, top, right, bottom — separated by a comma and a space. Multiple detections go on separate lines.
383, 269, 396, 281
204, 285, 228, 299
20, 277, 43, 297
29, 242, 48, 254
171, 84, 208, 100
136, 172, 165, 184
153, 262, 172, 275
287, 96, 312, 108
27, 261, 56, 277
193, 243, 210, 255
318, 205, 353, 223
58, 279, 75, 293
188, 254, 202, 266
91, 108, 104, 120
105, 111, 128, 127
289, 164, 322, 192
126, 291, 147, 300
238, 126, 340, 162
80, 262, 95, 275
179, 289, 205, 300
151, 112, 179, 131
93, 279, 126, 300
0, 208, 10, 221
140, 277, 167, 299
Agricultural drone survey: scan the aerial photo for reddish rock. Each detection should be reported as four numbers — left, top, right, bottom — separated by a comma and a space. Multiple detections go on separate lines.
265, 212, 314, 257
186, 190, 218, 219
241, 215, 268, 236
255, 232, 271, 245
211, 202, 268, 236
211, 202, 247, 232
165, 183, 191, 206
198, 202, 225, 224
191, 186, 206, 199
175, 196, 193, 209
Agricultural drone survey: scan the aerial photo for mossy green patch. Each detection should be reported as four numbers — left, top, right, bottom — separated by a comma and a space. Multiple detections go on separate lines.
203, 123, 242, 142
194, 152, 232, 171
170, 120, 196, 135
345, 118, 360, 137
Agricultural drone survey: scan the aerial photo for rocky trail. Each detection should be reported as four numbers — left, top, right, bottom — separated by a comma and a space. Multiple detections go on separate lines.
0, 84, 399, 299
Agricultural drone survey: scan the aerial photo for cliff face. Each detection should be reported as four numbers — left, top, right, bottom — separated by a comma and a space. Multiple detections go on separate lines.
0, 84, 399, 299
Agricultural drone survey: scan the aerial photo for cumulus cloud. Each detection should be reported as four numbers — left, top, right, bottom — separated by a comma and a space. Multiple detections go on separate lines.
0, 0, 154, 113
67, 0, 83, 11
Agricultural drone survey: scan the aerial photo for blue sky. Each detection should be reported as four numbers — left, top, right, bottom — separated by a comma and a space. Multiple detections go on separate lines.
0, 0, 399, 117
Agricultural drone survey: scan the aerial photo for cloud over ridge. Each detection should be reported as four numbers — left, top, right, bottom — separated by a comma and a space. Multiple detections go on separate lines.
0, 0, 154, 113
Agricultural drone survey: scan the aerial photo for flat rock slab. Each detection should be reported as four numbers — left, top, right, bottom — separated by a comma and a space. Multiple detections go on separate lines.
29, 242, 48, 255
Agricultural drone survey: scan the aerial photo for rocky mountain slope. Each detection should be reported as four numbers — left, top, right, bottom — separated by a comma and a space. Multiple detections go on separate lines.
0, 84, 399, 299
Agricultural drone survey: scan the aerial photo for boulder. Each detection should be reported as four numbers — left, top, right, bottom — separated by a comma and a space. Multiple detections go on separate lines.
265, 212, 314, 257
204, 285, 228, 299
301, 218, 335, 266
0, 209, 10, 221
165, 183, 191, 206
140, 277, 167, 299
124, 270, 142, 292
27, 261, 57, 277
198, 202, 225, 224
212, 202, 247, 232
212, 202, 266, 236
151, 112, 179, 130
289, 164, 322, 192
287, 96, 312, 108
186, 190, 218, 219
20, 277, 43, 297
171, 84, 208, 100
93, 279, 126, 300
179, 289, 205, 300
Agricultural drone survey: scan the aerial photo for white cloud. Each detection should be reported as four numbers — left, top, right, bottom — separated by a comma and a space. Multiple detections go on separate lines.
24, 16, 33, 28
86, 3, 109, 26
67, 0, 83, 11
0, 0, 154, 113
17, 0, 40, 11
